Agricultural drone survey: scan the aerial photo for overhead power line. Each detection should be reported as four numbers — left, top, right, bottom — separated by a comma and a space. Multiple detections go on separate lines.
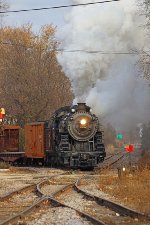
57, 49, 149, 55
0, 42, 149, 55
0, 0, 120, 14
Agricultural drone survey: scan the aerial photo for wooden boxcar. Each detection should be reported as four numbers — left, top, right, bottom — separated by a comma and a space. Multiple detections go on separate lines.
0, 125, 24, 163
25, 122, 53, 165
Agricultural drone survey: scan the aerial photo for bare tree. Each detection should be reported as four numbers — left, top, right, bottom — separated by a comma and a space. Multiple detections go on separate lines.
0, 25, 73, 124
141, 51, 150, 81
141, 123, 150, 155
0, 0, 8, 10
104, 123, 116, 146
139, 0, 150, 81
142, 0, 150, 27
0, 0, 8, 26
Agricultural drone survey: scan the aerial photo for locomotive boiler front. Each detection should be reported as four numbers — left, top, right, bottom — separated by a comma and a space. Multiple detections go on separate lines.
68, 110, 99, 141
51, 103, 106, 168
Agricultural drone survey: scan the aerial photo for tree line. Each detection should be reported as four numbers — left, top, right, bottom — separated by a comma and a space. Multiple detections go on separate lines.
0, 24, 73, 124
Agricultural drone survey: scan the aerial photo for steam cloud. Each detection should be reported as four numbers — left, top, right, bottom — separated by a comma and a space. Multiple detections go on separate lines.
57, 0, 150, 130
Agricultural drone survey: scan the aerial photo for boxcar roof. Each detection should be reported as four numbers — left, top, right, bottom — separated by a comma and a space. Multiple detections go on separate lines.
0, 125, 20, 129
25, 122, 45, 126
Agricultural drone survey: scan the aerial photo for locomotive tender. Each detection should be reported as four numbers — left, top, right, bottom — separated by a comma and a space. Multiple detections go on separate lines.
25, 103, 106, 168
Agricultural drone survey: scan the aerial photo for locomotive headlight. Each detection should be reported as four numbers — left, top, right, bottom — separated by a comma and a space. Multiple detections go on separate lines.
80, 118, 87, 128
80, 119, 87, 125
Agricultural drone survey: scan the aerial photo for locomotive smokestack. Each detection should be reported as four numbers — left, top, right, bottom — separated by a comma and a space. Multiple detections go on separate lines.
77, 103, 86, 107
77, 103, 86, 112
77, 103, 90, 112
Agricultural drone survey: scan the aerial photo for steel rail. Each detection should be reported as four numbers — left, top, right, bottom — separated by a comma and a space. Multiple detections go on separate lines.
0, 196, 67, 225
0, 183, 36, 201
104, 150, 123, 161
0, 184, 40, 225
37, 172, 107, 225
0, 171, 70, 225
108, 153, 127, 167
51, 184, 107, 225
75, 176, 150, 221
0, 197, 48, 225
98, 153, 128, 170
36, 170, 71, 196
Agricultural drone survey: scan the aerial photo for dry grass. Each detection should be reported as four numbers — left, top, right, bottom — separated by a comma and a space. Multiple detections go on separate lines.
105, 144, 115, 154
0, 162, 10, 169
99, 168, 150, 214
138, 153, 150, 168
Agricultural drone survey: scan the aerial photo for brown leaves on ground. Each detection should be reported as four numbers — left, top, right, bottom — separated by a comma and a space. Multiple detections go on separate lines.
99, 168, 150, 214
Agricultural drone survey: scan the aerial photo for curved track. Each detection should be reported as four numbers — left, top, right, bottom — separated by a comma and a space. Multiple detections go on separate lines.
0, 171, 69, 225
51, 175, 150, 225
0, 151, 147, 225
36, 173, 107, 225
75, 176, 150, 222
97, 152, 128, 170
104, 150, 125, 161
0, 184, 41, 225
32, 171, 150, 225
1, 172, 99, 225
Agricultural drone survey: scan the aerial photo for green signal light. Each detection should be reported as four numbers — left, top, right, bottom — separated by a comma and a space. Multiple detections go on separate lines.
116, 134, 123, 139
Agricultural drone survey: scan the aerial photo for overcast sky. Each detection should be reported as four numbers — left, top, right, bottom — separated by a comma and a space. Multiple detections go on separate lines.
3, 0, 72, 31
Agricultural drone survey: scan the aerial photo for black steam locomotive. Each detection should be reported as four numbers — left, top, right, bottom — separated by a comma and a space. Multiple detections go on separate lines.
50, 103, 106, 168
0, 103, 106, 169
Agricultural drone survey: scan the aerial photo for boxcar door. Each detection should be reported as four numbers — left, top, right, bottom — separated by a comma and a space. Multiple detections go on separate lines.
34, 124, 44, 158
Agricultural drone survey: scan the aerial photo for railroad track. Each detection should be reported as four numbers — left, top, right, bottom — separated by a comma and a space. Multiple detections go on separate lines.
97, 152, 128, 170
35, 172, 106, 225
51, 175, 150, 225
0, 183, 41, 225
0, 171, 70, 225
104, 150, 124, 161
0, 171, 97, 225
75, 176, 150, 223
0, 151, 146, 225
20, 171, 150, 225
1, 167, 149, 225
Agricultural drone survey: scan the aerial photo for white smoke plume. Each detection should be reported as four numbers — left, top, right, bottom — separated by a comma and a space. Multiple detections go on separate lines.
57, 0, 150, 130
